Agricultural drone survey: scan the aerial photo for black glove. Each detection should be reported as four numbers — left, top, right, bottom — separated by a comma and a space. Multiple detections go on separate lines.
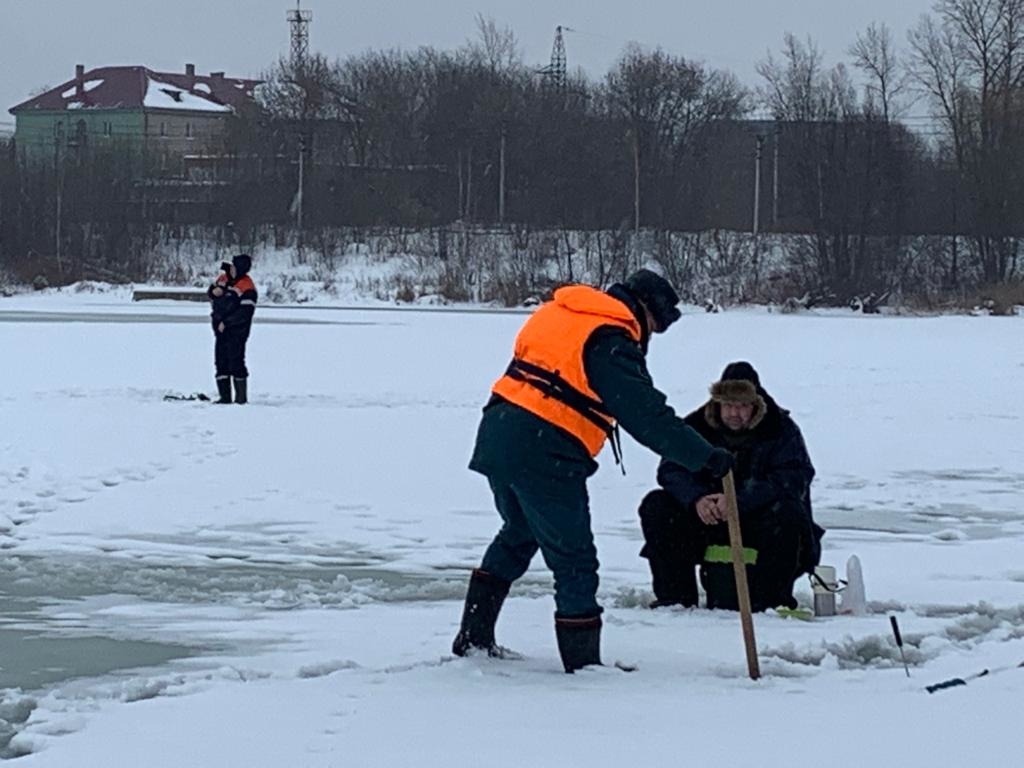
704, 447, 734, 479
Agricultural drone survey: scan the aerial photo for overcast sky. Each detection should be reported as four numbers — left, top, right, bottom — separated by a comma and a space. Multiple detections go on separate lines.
2, 0, 939, 121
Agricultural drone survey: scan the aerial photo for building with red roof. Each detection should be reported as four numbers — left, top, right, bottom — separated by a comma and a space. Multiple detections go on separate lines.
9, 63, 260, 175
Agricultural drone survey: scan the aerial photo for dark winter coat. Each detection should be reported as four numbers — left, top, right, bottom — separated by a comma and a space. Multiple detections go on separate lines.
657, 390, 823, 571
208, 266, 257, 336
469, 284, 714, 486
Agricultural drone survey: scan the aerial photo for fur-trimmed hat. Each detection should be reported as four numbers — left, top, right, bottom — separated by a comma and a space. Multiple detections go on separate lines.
710, 379, 761, 405
704, 361, 767, 430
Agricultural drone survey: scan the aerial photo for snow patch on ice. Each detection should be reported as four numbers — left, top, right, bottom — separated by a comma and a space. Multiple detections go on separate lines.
297, 660, 361, 679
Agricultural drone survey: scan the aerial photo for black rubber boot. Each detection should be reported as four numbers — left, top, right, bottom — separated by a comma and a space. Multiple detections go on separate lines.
452, 569, 511, 657
233, 377, 248, 405
215, 377, 232, 404
638, 490, 699, 608
643, 548, 699, 608
554, 613, 602, 673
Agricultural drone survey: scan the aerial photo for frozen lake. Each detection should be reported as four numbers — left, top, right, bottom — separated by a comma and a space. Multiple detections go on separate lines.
1, 293, 1022, 766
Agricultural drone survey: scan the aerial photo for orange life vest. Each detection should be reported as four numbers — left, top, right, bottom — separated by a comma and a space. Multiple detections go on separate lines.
492, 285, 642, 457
231, 274, 256, 296
214, 273, 256, 303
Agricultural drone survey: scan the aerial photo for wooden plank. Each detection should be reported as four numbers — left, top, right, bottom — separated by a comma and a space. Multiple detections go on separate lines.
723, 470, 761, 681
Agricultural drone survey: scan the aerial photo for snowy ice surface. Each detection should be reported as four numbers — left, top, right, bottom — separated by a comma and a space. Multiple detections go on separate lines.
0, 292, 1022, 767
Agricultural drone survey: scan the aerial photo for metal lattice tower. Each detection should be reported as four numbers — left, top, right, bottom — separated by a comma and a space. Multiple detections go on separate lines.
539, 25, 567, 91
287, 1, 312, 71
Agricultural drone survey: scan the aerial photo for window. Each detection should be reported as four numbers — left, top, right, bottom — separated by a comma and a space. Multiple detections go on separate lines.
159, 122, 167, 137
73, 119, 87, 148
103, 121, 112, 137
185, 122, 192, 138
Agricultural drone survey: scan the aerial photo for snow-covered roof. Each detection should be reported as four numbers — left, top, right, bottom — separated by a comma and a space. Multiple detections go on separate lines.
144, 76, 231, 113
10, 66, 259, 115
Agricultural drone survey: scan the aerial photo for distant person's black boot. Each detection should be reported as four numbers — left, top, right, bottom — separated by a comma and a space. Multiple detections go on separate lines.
554, 613, 602, 673
452, 569, 512, 657
233, 377, 248, 405
216, 377, 232, 404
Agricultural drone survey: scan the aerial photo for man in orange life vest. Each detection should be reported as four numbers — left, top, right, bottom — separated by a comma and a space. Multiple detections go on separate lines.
207, 253, 257, 404
453, 269, 734, 673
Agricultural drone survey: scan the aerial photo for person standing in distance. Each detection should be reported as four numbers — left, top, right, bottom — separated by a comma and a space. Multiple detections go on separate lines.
207, 253, 257, 404
453, 269, 734, 673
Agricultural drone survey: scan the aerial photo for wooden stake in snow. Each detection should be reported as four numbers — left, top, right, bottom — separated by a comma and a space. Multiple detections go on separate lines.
722, 470, 760, 680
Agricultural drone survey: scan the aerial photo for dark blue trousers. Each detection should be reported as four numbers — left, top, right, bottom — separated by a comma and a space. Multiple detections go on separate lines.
214, 330, 249, 379
479, 475, 601, 618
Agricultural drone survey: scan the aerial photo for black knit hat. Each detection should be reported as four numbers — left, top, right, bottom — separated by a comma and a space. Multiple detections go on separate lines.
232, 253, 252, 276
624, 269, 682, 332
719, 361, 760, 388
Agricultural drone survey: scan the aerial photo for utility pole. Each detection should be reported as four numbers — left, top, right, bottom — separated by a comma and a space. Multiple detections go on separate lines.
633, 129, 640, 268
457, 149, 464, 220
753, 134, 763, 238
772, 126, 779, 226
752, 134, 764, 294
296, 137, 303, 234
465, 146, 473, 221
54, 122, 64, 275
816, 162, 824, 221
498, 125, 506, 225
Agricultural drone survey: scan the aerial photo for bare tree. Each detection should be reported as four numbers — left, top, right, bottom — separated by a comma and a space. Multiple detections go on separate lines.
758, 34, 920, 296
257, 53, 348, 122
850, 22, 908, 121
605, 44, 748, 231
907, 15, 971, 164
334, 49, 429, 166
907, 0, 1024, 283
757, 34, 829, 120
466, 14, 522, 74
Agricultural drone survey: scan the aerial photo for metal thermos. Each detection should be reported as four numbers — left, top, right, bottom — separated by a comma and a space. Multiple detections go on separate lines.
812, 565, 837, 617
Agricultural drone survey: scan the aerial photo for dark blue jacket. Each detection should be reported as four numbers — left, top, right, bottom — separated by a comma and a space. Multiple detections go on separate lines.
657, 391, 822, 570
208, 270, 257, 335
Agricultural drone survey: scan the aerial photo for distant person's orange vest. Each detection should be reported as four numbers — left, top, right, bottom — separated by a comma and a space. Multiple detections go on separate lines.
492, 285, 642, 457
233, 275, 256, 295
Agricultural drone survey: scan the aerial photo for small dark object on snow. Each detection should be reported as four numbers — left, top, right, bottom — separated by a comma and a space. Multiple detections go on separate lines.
926, 660, 1024, 694
163, 392, 211, 402
850, 290, 891, 314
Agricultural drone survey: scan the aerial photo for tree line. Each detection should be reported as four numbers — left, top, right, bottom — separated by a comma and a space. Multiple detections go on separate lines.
1, 1, 1022, 302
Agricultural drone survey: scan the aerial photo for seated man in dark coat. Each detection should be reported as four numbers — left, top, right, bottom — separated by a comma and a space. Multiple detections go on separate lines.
637, 361, 824, 612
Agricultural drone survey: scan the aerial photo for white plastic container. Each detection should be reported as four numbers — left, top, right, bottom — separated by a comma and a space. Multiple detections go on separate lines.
839, 555, 867, 615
